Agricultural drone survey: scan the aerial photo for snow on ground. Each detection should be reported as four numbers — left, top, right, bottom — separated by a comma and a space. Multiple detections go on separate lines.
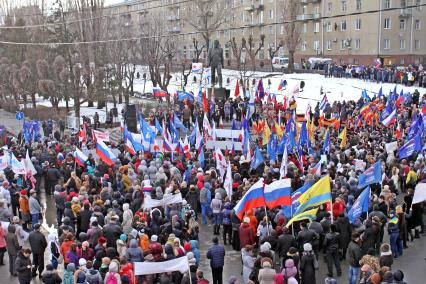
27, 68, 426, 120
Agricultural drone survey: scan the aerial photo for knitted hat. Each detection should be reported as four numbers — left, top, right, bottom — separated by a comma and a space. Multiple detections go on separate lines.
79, 258, 87, 267
303, 243, 312, 252
184, 242, 191, 251
20, 190, 27, 195
260, 242, 271, 253
151, 235, 158, 242
120, 234, 127, 241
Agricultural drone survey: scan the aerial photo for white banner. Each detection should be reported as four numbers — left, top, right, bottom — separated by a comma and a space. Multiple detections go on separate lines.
385, 141, 398, 154
0, 154, 9, 170
412, 183, 426, 204
143, 193, 183, 209
134, 257, 189, 275
92, 129, 110, 142
191, 62, 203, 74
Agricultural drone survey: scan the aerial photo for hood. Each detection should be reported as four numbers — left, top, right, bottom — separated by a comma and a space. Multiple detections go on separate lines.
214, 192, 221, 199
204, 182, 211, 190
164, 244, 174, 255
123, 203, 129, 211
47, 233, 57, 242
67, 263, 76, 272
224, 202, 232, 210
189, 240, 199, 250
129, 238, 139, 248
285, 258, 295, 268
108, 260, 119, 273
8, 225, 16, 233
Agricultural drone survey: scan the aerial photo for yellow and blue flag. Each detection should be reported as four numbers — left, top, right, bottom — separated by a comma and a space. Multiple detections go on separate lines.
286, 207, 319, 227
293, 175, 332, 215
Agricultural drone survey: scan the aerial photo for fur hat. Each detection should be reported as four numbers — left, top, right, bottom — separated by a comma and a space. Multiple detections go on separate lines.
303, 243, 312, 252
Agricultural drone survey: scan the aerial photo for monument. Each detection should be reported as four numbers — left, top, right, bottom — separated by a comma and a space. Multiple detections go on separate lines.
207, 40, 226, 100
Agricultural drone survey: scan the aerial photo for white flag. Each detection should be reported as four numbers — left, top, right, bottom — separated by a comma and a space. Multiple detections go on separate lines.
11, 153, 26, 175
24, 149, 37, 176
280, 144, 288, 179
224, 162, 233, 201
134, 257, 189, 275
412, 183, 426, 205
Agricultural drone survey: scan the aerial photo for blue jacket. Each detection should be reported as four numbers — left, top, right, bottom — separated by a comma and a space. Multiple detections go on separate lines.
206, 243, 225, 268
190, 240, 201, 266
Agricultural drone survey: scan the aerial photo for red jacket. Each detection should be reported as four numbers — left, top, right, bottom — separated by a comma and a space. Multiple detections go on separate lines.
239, 222, 255, 249
120, 263, 134, 284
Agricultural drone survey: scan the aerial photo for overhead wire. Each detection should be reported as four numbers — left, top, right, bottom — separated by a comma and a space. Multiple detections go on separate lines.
0, 3, 424, 45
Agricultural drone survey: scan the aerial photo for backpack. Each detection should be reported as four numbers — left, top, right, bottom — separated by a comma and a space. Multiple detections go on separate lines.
86, 270, 100, 284
106, 272, 118, 284
63, 271, 74, 284
76, 270, 87, 284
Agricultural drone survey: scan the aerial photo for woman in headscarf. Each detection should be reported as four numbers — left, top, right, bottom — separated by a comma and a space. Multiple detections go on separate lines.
47, 233, 61, 269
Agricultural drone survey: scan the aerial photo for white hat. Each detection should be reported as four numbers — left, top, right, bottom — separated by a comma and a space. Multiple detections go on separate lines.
243, 217, 250, 223
151, 235, 158, 242
78, 258, 87, 267
303, 243, 312, 252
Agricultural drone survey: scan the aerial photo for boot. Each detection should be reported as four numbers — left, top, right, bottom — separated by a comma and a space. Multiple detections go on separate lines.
213, 225, 217, 235
216, 225, 221, 235
415, 230, 420, 238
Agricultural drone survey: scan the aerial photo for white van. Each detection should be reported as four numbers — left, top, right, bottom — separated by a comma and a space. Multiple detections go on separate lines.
272, 57, 289, 70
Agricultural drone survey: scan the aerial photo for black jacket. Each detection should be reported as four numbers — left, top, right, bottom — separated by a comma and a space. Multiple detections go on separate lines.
347, 240, 362, 267
102, 223, 122, 248
29, 230, 47, 254
47, 168, 61, 182
15, 251, 32, 282
324, 232, 340, 251
79, 209, 93, 233
41, 270, 62, 284
297, 228, 317, 250
276, 233, 297, 258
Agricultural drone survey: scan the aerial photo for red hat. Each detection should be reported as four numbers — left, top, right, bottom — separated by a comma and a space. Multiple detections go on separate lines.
184, 242, 191, 251
20, 190, 27, 195
98, 236, 107, 244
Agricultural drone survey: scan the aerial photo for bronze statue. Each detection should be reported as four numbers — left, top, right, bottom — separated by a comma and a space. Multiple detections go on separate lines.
207, 40, 224, 88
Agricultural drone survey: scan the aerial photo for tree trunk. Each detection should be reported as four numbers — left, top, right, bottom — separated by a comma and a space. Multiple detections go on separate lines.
288, 50, 295, 73
75, 98, 80, 119
88, 100, 94, 107
31, 93, 36, 109
65, 98, 69, 112
118, 91, 123, 104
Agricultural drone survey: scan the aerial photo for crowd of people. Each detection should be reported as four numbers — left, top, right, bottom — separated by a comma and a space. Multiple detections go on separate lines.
0, 78, 424, 284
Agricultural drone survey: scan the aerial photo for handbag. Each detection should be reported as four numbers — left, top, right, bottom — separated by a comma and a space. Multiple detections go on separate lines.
56, 254, 64, 264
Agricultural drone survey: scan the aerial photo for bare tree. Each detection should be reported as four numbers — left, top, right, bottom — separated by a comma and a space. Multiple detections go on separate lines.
268, 41, 283, 72
246, 34, 265, 72
281, 0, 302, 73
185, 0, 230, 50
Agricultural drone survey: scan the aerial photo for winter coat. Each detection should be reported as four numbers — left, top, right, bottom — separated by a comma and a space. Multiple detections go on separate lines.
15, 250, 32, 283
122, 205, 133, 234
242, 248, 255, 284
189, 240, 201, 266
347, 240, 362, 267
210, 193, 223, 214
29, 230, 47, 254
60, 240, 74, 264
85, 268, 102, 284
125, 239, 144, 263
258, 263, 276, 284
0, 207, 11, 222
0, 225, 6, 248
276, 233, 297, 258
297, 228, 317, 250
324, 231, 340, 252
185, 189, 199, 212
116, 239, 127, 258
29, 196, 41, 214
5, 225, 19, 256
41, 270, 62, 284
102, 223, 122, 248
79, 209, 93, 233
335, 216, 352, 249
239, 222, 255, 249
206, 243, 225, 268
300, 251, 316, 284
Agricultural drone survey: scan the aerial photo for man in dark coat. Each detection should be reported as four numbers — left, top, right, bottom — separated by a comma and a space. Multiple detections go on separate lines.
78, 203, 93, 234
206, 237, 225, 284
102, 216, 123, 249
324, 224, 342, 277
15, 248, 32, 284
185, 186, 199, 216
347, 233, 362, 284
46, 165, 61, 195
276, 227, 297, 262
28, 223, 47, 277
335, 214, 352, 259
297, 222, 317, 253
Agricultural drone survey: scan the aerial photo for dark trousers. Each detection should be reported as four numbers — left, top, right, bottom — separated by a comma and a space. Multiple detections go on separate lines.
8, 254, 17, 275
223, 224, 232, 245
211, 266, 223, 284
32, 252, 44, 275
326, 250, 341, 276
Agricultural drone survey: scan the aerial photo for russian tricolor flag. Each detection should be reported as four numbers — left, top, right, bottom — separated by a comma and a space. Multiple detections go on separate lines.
264, 179, 291, 209
96, 140, 118, 166
74, 148, 88, 167
125, 139, 136, 155
234, 179, 266, 219
278, 79, 286, 91
153, 87, 168, 97
381, 108, 397, 128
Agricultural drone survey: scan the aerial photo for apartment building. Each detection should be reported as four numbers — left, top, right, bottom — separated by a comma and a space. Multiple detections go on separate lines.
91, 0, 426, 66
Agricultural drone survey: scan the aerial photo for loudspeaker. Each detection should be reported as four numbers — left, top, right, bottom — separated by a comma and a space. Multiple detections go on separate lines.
126, 105, 137, 132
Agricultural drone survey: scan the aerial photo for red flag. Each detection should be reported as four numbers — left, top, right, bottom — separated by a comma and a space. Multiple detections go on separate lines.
79, 123, 87, 144
395, 122, 402, 139
202, 90, 209, 113
234, 80, 240, 97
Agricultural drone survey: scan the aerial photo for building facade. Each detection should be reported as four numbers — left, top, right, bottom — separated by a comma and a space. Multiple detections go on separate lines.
92, 0, 426, 66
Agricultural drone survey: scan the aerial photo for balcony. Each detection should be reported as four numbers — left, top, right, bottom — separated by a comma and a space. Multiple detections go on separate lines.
245, 4, 255, 11
168, 26, 181, 33
296, 14, 314, 21
399, 8, 412, 18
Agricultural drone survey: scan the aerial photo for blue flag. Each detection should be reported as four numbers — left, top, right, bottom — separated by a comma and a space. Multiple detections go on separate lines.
155, 118, 163, 134
399, 132, 422, 159
267, 134, 277, 162
377, 87, 383, 99
251, 146, 264, 170
358, 161, 382, 188
361, 89, 370, 102
174, 114, 188, 133
322, 130, 330, 154
298, 121, 309, 148
199, 145, 205, 168
348, 187, 370, 223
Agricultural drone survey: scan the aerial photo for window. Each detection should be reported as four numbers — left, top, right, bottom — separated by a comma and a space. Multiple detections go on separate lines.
259, 47, 264, 60
400, 39, 406, 49
384, 39, 390, 49
384, 18, 391, 29
340, 39, 346, 50
327, 2, 332, 13
415, 19, 421, 30
326, 22, 332, 32
313, 40, 320, 51
314, 5, 320, 14
303, 23, 307, 33
326, 40, 332, 50
269, 26, 273, 35
356, 0, 362, 10
301, 41, 307, 51
355, 39, 361, 49
355, 19, 361, 30
400, 19, 406, 30
260, 26, 264, 34
415, 39, 420, 49
302, 5, 307, 14
400, 58, 405, 65
259, 11, 264, 23
314, 22, 320, 33
341, 20, 347, 31
341, 0, 347, 12
280, 25, 284, 34
401, 0, 406, 8
269, 9, 273, 19
384, 0, 391, 9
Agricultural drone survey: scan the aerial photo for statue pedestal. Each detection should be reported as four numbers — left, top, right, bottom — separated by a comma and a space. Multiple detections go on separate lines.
207, 87, 229, 101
